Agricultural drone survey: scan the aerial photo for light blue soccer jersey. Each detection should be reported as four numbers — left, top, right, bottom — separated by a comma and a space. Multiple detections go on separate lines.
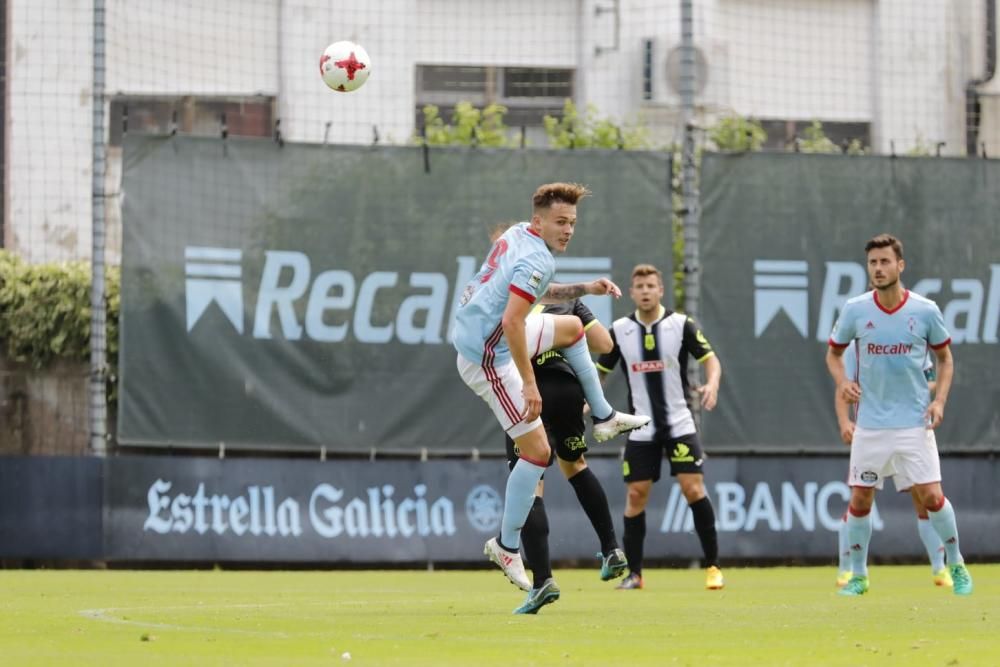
453, 222, 554, 365
829, 290, 950, 429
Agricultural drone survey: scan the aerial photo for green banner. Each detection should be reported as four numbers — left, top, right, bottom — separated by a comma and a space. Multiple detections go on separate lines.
119, 136, 672, 452
700, 153, 1000, 451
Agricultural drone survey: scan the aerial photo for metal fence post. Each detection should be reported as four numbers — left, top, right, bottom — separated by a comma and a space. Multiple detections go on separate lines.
90, 0, 108, 456
679, 0, 703, 420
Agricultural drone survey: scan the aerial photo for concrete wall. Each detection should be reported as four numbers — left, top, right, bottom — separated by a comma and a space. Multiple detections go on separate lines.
0, 354, 92, 456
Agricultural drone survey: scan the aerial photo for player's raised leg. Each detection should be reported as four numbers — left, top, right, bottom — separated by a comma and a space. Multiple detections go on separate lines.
546, 314, 649, 441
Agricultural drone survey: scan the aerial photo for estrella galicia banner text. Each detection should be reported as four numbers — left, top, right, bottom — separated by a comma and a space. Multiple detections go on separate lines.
101, 455, 1000, 562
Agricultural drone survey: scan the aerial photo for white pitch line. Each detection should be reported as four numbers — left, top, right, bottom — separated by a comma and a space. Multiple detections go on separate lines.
78, 603, 294, 638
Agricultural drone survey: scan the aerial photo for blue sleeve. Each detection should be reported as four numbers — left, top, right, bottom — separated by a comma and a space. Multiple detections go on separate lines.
829, 302, 857, 346
509, 251, 551, 303
926, 302, 951, 349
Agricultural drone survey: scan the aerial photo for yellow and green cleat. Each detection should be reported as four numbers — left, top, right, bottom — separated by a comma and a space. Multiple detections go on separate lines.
932, 568, 953, 588
836, 570, 853, 588
705, 566, 725, 590
838, 575, 869, 596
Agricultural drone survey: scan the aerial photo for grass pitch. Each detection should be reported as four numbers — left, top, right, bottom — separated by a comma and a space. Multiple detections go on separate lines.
0, 565, 997, 666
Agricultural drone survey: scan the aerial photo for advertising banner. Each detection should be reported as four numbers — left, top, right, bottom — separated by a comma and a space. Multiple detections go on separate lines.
119, 136, 673, 452
699, 153, 1000, 451
102, 455, 1000, 562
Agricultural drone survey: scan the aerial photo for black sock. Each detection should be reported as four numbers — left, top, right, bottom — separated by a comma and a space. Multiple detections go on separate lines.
690, 496, 720, 568
568, 467, 618, 555
521, 496, 552, 585
623, 512, 646, 576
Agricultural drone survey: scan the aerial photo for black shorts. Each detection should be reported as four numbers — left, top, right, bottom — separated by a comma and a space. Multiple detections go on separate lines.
623, 432, 705, 483
506, 371, 589, 472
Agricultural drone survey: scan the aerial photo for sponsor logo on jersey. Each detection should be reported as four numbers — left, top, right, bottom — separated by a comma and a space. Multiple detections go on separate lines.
867, 342, 913, 355
631, 360, 665, 373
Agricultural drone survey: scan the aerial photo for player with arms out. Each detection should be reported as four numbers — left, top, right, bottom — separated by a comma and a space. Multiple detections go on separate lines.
453, 183, 650, 592
826, 233, 972, 596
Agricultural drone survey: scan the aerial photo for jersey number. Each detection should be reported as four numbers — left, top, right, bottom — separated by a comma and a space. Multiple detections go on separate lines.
480, 239, 509, 283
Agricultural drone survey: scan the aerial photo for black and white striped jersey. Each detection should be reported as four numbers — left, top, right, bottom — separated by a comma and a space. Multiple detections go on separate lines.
596, 307, 715, 441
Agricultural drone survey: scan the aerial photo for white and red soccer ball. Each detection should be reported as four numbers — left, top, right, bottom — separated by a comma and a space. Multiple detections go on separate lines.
320, 41, 371, 92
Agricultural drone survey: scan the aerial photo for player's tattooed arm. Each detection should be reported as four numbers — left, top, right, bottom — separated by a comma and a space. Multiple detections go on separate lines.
541, 282, 587, 303
541, 278, 622, 303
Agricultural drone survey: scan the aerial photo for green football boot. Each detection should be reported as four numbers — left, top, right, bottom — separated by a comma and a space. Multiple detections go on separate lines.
513, 578, 561, 615
838, 575, 870, 596
950, 563, 973, 596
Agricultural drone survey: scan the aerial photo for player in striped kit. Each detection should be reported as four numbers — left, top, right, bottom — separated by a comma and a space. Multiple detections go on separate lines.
453, 182, 650, 592
597, 263, 725, 591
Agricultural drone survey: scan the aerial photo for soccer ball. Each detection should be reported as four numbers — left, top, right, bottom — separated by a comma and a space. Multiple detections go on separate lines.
319, 41, 371, 92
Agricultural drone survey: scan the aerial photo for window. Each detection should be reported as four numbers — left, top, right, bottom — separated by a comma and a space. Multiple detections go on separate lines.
415, 65, 574, 130
759, 120, 871, 152
109, 96, 275, 146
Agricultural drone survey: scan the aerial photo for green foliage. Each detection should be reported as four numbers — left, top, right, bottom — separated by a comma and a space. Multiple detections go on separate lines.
543, 100, 650, 150
906, 135, 934, 157
0, 250, 119, 401
797, 120, 840, 154
709, 115, 767, 152
792, 121, 869, 155
670, 149, 686, 310
418, 102, 516, 147
842, 138, 867, 155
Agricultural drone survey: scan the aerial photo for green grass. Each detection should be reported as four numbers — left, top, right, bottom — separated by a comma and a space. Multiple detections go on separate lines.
0, 565, 997, 666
